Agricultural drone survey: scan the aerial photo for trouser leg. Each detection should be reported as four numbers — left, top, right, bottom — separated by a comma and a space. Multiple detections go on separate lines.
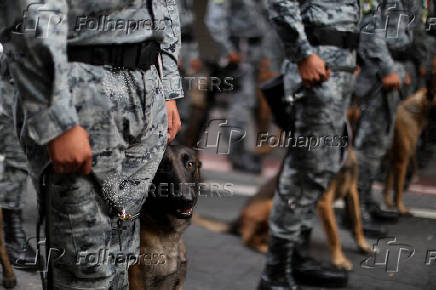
44, 62, 167, 289
355, 89, 400, 206
264, 66, 353, 287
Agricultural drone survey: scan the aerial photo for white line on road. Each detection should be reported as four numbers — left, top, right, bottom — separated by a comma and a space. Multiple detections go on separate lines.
205, 181, 436, 220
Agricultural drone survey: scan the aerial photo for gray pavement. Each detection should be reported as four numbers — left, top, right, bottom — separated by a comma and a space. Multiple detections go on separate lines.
2, 154, 436, 290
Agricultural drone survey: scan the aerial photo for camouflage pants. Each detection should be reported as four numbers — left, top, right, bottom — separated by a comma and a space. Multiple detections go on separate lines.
0, 78, 28, 210
354, 65, 403, 204
269, 46, 355, 245
228, 38, 263, 142
43, 62, 168, 289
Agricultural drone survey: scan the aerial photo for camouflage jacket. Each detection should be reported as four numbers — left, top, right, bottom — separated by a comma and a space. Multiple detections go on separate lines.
359, 0, 418, 76
266, 0, 361, 63
177, 0, 195, 38
205, 0, 264, 55
0, 0, 182, 146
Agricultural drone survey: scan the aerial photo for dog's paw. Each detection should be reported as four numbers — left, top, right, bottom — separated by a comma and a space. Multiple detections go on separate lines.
2, 277, 17, 289
333, 257, 353, 271
384, 198, 394, 208
358, 241, 372, 254
398, 205, 411, 216
257, 245, 268, 254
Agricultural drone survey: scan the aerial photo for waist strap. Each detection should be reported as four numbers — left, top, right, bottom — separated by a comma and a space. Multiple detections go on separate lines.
390, 48, 411, 62
306, 27, 359, 50
67, 41, 160, 71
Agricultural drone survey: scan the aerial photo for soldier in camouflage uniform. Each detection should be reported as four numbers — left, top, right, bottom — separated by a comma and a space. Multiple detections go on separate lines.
260, 1, 362, 289
0, 0, 182, 289
355, 0, 418, 227
205, 0, 266, 173
175, 0, 210, 148
0, 54, 38, 269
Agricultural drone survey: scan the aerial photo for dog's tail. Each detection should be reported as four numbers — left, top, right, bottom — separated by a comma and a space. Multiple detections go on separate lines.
192, 214, 240, 235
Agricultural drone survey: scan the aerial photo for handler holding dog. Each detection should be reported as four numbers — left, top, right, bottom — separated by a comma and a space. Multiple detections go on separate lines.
259, 0, 362, 289
0, 0, 182, 289
355, 0, 418, 223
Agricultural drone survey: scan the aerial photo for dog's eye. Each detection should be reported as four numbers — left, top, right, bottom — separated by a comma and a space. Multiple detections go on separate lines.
186, 161, 194, 169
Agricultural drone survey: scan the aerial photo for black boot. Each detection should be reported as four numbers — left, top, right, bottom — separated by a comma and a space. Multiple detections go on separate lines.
360, 204, 388, 238
3, 208, 39, 270
258, 237, 300, 290
358, 180, 393, 237
292, 228, 348, 288
366, 201, 399, 224
229, 140, 262, 174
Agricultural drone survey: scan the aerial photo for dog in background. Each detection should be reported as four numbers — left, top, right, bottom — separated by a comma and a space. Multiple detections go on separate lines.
193, 145, 371, 271
0, 208, 16, 288
384, 81, 436, 215
129, 145, 200, 290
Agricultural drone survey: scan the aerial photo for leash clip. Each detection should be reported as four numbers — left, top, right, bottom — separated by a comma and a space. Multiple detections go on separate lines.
117, 208, 133, 221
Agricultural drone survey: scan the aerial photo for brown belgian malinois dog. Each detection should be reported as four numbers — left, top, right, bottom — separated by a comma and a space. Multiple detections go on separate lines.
193, 146, 371, 271
0, 208, 16, 288
384, 80, 436, 215
193, 103, 371, 271
129, 145, 200, 290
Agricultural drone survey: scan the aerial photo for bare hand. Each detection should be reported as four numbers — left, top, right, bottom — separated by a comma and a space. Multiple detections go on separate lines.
191, 59, 203, 73
419, 66, 426, 77
382, 72, 401, 90
404, 73, 411, 86
227, 52, 241, 65
48, 125, 93, 174
298, 54, 331, 88
432, 57, 436, 74
166, 100, 182, 143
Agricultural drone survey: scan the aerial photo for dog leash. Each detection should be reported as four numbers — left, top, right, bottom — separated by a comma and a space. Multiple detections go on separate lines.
88, 171, 141, 250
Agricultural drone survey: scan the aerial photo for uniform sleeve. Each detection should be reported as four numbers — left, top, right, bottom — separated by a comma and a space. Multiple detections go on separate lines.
359, 12, 396, 77
205, 0, 234, 56
4, 1, 78, 146
161, 0, 184, 100
266, 0, 314, 63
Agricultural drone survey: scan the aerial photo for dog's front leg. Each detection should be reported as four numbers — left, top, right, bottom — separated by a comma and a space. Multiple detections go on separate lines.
0, 209, 16, 288
317, 184, 352, 271
347, 186, 371, 254
394, 160, 411, 215
384, 165, 395, 208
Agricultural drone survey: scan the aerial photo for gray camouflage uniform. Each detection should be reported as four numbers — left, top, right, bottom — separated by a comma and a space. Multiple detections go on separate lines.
355, 0, 417, 208
205, 0, 265, 145
0, 57, 28, 210
0, 1, 182, 289
427, 0, 436, 61
176, 0, 198, 127
264, 0, 360, 279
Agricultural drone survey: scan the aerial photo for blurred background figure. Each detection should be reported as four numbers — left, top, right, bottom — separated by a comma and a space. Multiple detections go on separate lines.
176, 0, 210, 149
0, 53, 38, 270
205, 0, 267, 174
354, 0, 419, 236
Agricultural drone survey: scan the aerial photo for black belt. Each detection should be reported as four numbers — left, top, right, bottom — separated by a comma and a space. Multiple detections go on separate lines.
306, 27, 359, 50
390, 48, 410, 62
67, 41, 160, 71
